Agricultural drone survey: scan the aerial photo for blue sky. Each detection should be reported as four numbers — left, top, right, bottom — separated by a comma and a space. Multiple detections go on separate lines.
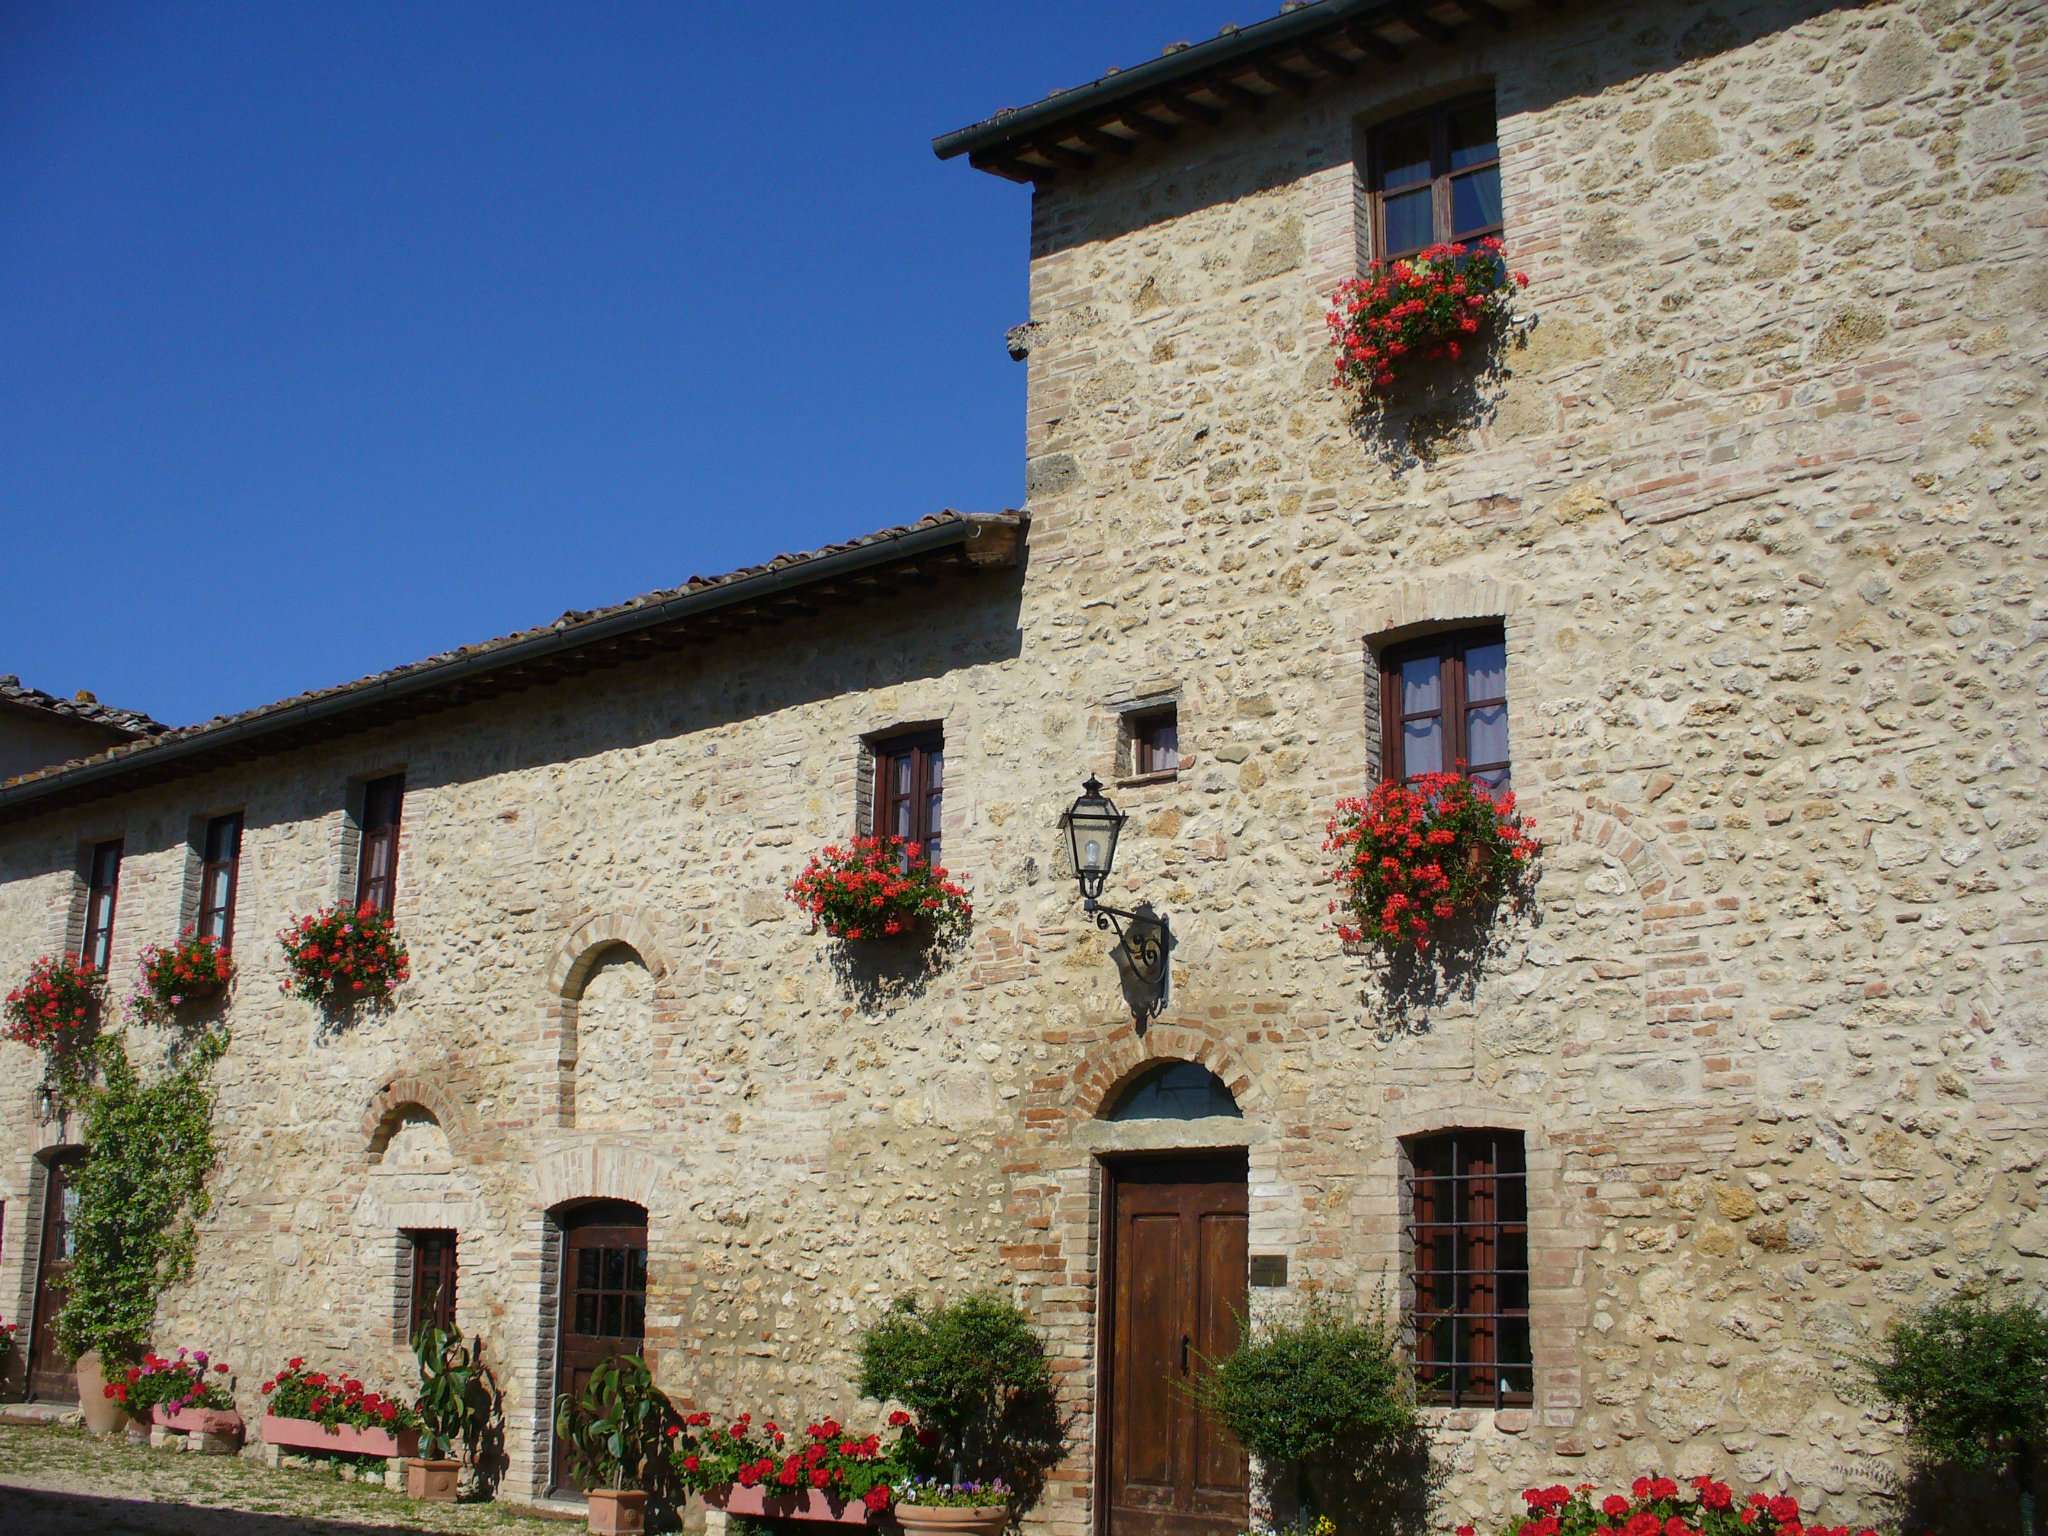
2, 2, 1251, 725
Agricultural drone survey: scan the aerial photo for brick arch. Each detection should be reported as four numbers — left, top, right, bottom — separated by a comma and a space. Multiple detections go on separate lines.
361, 1074, 476, 1162
530, 1142, 671, 1213
545, 910, 668, 1000
1359, 574, 1532, 649
1065, 1022, 1264, 1124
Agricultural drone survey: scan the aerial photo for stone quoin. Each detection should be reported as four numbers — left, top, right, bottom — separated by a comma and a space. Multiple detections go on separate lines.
1, 0, 2042, 1529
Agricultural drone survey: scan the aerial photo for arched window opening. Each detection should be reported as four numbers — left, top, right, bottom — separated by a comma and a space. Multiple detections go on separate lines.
1105, 1061, 1241, 1122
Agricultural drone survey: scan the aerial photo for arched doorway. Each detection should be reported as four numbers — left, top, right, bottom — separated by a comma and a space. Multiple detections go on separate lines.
1098, 1063, 1248, 1536
27, 1147, 84, 1402
548, 1200, 648, 1493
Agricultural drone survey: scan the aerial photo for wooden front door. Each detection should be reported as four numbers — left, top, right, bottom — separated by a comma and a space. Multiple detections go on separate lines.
28, 1151, 83, 1402
1104, 1156, 1248, 1536
550, 1202, 649, 1493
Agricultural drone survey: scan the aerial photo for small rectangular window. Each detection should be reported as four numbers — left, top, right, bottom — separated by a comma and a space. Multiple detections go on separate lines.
407, 1229, 457, 1340
1367, 92, 1502, 262
871, 734, 943, 868
1406, 1129, 1531, 1409
1130, 707, 1180, 776
1379, 626, 1510, 791
355, 775, 404, 914
196, 813, 244, 950
80, 839, 123, 971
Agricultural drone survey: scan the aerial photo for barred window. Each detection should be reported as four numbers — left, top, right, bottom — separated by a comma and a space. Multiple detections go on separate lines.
1406, 1128, 1531, 1408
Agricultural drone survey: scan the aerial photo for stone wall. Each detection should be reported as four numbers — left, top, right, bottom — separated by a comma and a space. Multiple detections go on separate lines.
0, 0, 2043, 1529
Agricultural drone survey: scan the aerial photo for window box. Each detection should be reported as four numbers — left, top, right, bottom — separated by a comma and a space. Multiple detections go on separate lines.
152, 1403, 245, 1451
704, 1485, 880, 1526
261, 1410, 419, 1459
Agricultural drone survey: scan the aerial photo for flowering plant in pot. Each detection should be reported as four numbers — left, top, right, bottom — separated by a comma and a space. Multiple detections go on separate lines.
115, 1346, 242, 1446
260, 1357, 420, 1456
892, 1477, 1014, 1536
1327, 238, 1528, 399
674, 1409, 921, 1516
276, 901, 410, 1007
5, 953, 104, 1102
1325, 768, 1538, 954
788, 837, 971, 945
1467, 1476, 1876, 1536
554, 1355, 672, 1534
130, 933, 233, 1025
406, 1325, 494, 1501
0, 1316, 16, 1374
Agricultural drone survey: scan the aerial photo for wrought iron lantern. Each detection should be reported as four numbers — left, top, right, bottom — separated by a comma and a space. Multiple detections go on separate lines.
1064, 776, 1170, 1017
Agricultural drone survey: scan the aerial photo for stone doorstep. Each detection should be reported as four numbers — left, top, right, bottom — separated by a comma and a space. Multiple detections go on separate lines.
0, 1402, 80, 1427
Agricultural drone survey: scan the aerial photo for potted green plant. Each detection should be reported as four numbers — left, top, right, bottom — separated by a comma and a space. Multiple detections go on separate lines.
1862, 1289, 2048, 1536
856, 1293, 1056, 1528
406, 1326, 491, 1501
1186, 1292, 1416, 1522
554, 1354, 671, 1534
891, 1477, 1014, 1536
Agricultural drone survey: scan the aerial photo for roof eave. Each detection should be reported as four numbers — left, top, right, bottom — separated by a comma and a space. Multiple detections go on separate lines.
0, 513, 1024, 822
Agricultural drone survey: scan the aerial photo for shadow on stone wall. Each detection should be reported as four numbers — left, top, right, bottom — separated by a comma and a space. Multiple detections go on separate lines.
1262, 1426, 1446, 1536
828, 923, 973, 1015
1367, 882, 1544, 1041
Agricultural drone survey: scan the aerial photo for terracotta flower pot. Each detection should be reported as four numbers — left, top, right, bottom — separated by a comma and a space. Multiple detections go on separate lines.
77, 1352, 130, 1437
153, 1404, 245, 1439
586, 1488, 648, 1535
404, 1457, 460, 1501
896, 1504, 1010, 1536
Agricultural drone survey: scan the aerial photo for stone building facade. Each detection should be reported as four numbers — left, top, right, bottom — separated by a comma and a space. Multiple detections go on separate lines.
2, 0, 2043, 1529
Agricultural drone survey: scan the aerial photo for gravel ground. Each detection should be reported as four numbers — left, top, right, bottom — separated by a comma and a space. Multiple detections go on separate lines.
0, 1423, 588, 1535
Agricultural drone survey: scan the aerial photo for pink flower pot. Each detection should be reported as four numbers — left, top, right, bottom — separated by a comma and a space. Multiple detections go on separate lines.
706, 1484, 879, 1526
154, 1404, 246, 1442
262, 1410, 419, 1459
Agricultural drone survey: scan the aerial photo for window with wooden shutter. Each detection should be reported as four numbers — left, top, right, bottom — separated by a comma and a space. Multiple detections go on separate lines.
1366, 92, 1503, 263
407, 1229, 457, 1340
871, 733, 943, 868
79, 840, 122, 972
1379, 626, 1510, 791
355, 775, 404, 914
196, 812, 243, 950
1406, 1128, 1531, 1408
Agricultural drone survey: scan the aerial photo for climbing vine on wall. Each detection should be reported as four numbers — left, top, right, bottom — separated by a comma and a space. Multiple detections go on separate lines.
55, 1028, 226, 1366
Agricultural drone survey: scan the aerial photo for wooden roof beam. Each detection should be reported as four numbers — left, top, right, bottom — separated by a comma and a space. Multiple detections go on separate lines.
1159, 90, 1223, 126
1253, 60, 1316, 97
1117, 109, 1179, 143
1077, 125, 1136, 157
1300, 42, 1358, 78
1344, 21, 1405, 63
1206, 77, 1267, 112
1450, 0, 1514, 29
1399, 4, 1458, 44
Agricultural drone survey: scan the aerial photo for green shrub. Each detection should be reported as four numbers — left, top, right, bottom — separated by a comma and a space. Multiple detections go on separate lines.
856, 1294, 1054, 1482
1189, 1292, 1416, 1514
1863, 1288, 2048, 1530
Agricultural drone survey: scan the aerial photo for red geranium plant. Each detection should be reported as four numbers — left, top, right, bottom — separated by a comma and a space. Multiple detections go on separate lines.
670, 1410, 925, 1513
5, 953, 105, 1100
106, 1346, 234, 1417
788, 837, 971, 945
1471, 1475, 1877, 1536
1325, 768, 1538, 954
259, 1357, 419, 1433
277, 901, 410, 1007
131, 931, 233, 1025
1328, 238, 1528, 399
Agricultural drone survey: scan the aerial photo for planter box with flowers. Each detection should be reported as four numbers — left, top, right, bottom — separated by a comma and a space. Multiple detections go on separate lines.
4, 953, 104, 1103
1467, 1474, 1876, 1536
104, 1346, 242, 1454
788, 837, 971, 949
678, 1412, 923, 1526
131, 932, 234, 1028
1328, 238, 1529, 401
1325, 768, 1539, 955
257, 1359, 420, 1461
277, 902, 410, 1008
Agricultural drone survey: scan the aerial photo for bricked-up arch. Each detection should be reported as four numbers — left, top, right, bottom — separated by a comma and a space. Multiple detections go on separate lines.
543, 912, 669, 1128
361, 1075, 476, 1163
546, 911, 668, 998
